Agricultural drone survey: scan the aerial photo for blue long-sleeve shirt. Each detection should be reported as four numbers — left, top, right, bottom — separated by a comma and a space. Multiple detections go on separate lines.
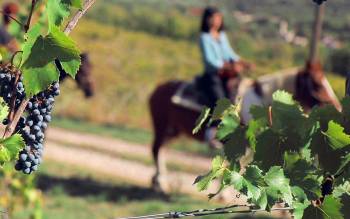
199, 31, 240, 74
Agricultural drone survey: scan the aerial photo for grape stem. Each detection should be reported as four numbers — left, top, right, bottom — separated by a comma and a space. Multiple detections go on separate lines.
0, 11, 24, 28
3, 0, 96, 138
24, 0, 38, 33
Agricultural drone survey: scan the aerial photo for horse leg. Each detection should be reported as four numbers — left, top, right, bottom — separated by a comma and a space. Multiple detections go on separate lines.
151, 135, 168, 192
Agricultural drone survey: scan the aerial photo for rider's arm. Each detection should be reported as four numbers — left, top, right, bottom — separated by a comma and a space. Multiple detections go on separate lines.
199, 34, 224, 72
220, 32, 240, 62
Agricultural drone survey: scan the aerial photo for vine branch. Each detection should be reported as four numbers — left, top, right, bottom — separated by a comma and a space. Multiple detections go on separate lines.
64, 0, 96, 35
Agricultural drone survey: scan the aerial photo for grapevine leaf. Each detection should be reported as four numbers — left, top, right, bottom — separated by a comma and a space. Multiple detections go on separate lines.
22, 63, 59, 97
323, 121, 350, 150
0, 134, 25, 165
310, 131, 344, 174
208, 169, 232, 199
271, 91, 305, 136
244, 165, 264, 187
211, 98, 232, 121
250, 105, 268, 121
292, 202, 310, 219
336, 153, 350, 178
47, 0, 70, 29
0, 98, 9, 123
319, 196, 344, 219
230, 171, 244, 190
46, 0, 82, 29
254, 129, 283, 171
284, 152, 321, 200
244, 180, 261, 201
292, 186, 308, 203
255, 188, 268, 210
333, 181, 350, 198
309, 105, 343, 130
264, 166, 293, 206
64, 0, 83, 8
216, 111, 240, 140
224, 127, 248, 163
192, 107, 210, 134
21, 24, 42, 67
22, 27, 81, 96
246, 118, 267, 151
194, 156, 224, 191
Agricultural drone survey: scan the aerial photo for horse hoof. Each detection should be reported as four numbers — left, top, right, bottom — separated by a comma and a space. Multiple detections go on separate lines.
151, 175, 165, 193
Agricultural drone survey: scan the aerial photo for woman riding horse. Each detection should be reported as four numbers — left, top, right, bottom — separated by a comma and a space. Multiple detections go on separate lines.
198, 7, 253, 145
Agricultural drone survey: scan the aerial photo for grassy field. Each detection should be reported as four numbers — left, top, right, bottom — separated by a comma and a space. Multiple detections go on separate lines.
13, 161, 275, 219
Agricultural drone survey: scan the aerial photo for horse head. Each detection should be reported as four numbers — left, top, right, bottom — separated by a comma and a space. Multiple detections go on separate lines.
295, 60, 341, 111
75, 53, 95, 98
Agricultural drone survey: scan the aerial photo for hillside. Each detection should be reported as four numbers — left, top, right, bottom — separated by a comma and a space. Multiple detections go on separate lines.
52, 18, 344, 129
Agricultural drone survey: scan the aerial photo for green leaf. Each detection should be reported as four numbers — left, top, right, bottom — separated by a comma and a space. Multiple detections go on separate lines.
254, 129, 283, 171
22, 27, 81, 96
271, 90, 305, 136
230, 171, 244, 190
323, 121, 350, 150
46, 0, 82, 29
292, 201, 310, 219
292, 186, 308, 203
244, 165, 264, 187
193, 107, 210, 134
336, 153, 350, 177
284, 152, 321, 200
21, 24, 42, 67
0, 134, 25, 164
211, 98, 232, 121
22, 63, 59, 97
309, 105, 343, 130
272, 90, 296, 105
64, 0, 83, 8
224, 127, 248, 163
255, 188, 268, 210
216, 112, 240, 140
0, 98, 9, 123
264, 166, 293, 206
194, 156, 225, 191
319, 196, 344, 219
250, 105, 268, 121
246, 118, 267, 151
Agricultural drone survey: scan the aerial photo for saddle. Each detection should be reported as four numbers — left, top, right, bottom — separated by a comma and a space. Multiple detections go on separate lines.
171, 76, 254, 112
171, 77, 209, 112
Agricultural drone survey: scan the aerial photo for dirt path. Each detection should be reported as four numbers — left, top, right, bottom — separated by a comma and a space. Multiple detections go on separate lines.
44, 140, 245, 203
46, 127, 212, 172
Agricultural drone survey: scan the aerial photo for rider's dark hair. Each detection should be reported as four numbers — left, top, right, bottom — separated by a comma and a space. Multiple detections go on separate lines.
200, 6, 224, 33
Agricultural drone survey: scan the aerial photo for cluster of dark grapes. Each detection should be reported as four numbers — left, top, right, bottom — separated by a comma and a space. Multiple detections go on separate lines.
313, 0, 327, 5
0, 66, 60, 174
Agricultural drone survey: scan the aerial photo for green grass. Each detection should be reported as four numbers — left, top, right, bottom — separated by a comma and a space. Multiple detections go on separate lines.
51, 117, 217, 157
13, 162, 274, 219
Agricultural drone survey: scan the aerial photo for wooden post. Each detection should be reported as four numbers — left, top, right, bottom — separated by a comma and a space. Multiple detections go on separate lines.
309, 3, 325, 62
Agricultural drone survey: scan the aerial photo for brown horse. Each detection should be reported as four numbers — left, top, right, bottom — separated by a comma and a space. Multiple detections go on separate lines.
59, 53, 95, 98
149, 61, 341, 190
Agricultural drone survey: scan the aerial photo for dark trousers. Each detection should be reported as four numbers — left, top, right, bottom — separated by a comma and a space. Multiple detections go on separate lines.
197, 73, 228, 108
